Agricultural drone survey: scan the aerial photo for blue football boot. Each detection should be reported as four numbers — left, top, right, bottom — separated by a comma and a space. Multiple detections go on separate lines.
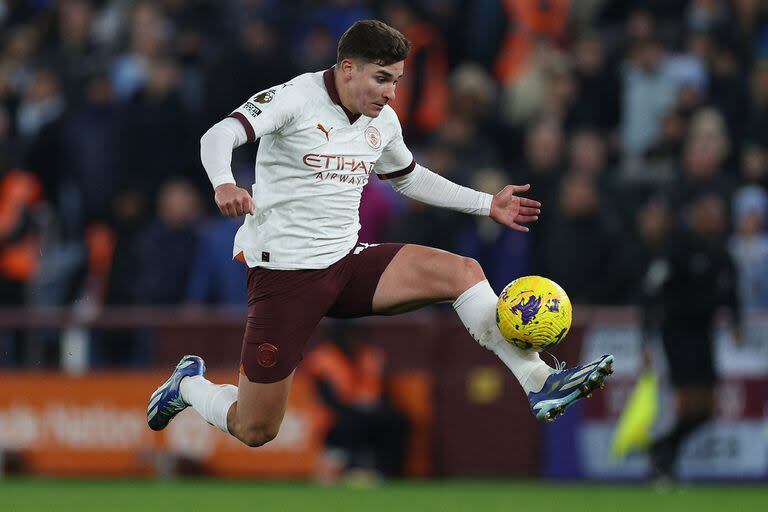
528, 354, 614, 422
147, 355, 206, 431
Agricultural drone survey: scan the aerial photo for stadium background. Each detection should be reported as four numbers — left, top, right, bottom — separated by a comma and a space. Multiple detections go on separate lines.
1, 0, 768, 510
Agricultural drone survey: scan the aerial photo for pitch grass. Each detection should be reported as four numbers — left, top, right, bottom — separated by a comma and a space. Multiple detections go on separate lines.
2, 479, 767, 512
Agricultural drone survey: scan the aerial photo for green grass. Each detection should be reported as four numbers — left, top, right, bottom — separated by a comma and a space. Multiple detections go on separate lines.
2, 479, 767, 512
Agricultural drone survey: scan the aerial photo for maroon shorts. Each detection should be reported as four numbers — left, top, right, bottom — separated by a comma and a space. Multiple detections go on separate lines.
240, 242, 405, 383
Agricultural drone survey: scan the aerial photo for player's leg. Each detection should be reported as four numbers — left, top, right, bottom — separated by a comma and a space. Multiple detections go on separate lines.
370, 244, 553, 393
369, 244, 614, 421
148, 356, 293, 447
226, 372, 294, 446
149, 264, 342, 443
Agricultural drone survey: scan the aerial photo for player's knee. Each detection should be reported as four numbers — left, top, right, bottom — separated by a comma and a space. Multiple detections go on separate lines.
455, 256, 485, 290
239, 422, 280, 448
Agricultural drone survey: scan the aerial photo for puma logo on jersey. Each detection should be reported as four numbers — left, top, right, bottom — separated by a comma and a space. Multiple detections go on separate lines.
317, 123, 333, 141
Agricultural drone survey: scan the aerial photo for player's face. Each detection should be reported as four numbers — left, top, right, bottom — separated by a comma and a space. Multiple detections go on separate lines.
348, 60, 404, 117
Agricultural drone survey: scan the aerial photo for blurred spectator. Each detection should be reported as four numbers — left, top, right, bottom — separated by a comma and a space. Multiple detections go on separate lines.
1, 25, 40, 103
104, 189, 150, 307
567, 127, 609, 181
42, 0, 101, 102
644, 109, 686, 174
130, 179, 202, 304
501, 44, 568, 126
739, 143, 768, 188
519, 117, 564, 206
708, 39, 749, 145
384, 2, 448, 141
16, 68, 64, 141
431, 114, 501, 174
119, 56, 198, 198
543, 173, 623, 303
685, 0, 727, 33
644, 192, 740, 480
669, 31, 710, 96
623, 197, 673, 304
463, 0, 507, 69
294, 25, 337, 72
745, 59, 768, 147
186, 216, 247, 305
621, 37, 682, 155
0, 168, 45, 366
0, 106, 17, 173
493, 0, 570, 86
673, 108, 733, 206
27, 71, 121, 232
448, 63, 498, 134
203, 18, 295, 125
0, 168, 44, 300
307, 322, 409, 482
727, 0, 768, 64
728, 185, 768, 309
111, 2, 170, 101
540, 60, 584, 130
571, 32, 621, 132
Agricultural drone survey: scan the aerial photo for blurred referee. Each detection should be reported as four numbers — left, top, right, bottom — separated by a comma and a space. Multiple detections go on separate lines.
642, 192, 741, 480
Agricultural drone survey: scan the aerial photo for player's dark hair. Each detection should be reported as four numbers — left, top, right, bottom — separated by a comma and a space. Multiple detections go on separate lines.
337, 20, 411, 66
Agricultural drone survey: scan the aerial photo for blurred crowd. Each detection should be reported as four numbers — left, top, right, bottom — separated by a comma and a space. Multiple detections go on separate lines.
3, 0, 768, 365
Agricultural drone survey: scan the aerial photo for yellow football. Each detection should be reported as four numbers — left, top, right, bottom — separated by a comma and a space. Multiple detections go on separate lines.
496, 276, 572, 351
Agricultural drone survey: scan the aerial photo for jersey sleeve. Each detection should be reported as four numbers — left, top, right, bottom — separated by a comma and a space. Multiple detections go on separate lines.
375, 111, 415, 180
228, 85, 301, 142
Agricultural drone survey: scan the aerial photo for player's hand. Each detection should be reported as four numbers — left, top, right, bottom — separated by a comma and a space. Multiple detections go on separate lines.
214, 183, 254, 217
489, 184, 541, 232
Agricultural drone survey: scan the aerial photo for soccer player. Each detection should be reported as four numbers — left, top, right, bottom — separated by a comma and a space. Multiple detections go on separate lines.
147, 21, 614, 447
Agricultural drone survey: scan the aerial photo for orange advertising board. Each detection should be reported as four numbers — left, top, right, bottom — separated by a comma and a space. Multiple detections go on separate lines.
0, 371, 326, 477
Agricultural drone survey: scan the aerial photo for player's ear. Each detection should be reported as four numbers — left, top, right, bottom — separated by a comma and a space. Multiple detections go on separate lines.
339, 58, 356, 77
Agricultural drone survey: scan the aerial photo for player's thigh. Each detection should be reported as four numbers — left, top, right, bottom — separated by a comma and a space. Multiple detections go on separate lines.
241, 266, 341, 382
233, 371, 294, 444
236, 266, 341, 442
372, 244, 486, 315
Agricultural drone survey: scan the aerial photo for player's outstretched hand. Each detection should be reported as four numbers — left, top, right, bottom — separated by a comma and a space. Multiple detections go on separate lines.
215, 183, 254, 217
489, 184, 541, 232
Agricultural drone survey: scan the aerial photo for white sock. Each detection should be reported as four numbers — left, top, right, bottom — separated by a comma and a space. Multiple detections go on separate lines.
180, 375, 238, 434
453, 280, 552, 394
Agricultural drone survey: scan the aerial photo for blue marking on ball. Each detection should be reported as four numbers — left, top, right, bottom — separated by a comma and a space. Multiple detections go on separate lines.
510, 294, 542, 325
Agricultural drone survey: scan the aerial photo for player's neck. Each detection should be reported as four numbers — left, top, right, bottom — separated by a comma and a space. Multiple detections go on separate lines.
333, 67, 361, 116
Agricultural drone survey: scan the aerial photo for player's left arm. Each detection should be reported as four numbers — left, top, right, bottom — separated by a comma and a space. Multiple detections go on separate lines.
384, 166, 540, 232
376, 110, 539, 232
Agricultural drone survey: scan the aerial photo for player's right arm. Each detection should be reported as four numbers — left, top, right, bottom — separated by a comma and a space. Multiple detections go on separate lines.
200, 84, 300, 217
200, 118, 254, 217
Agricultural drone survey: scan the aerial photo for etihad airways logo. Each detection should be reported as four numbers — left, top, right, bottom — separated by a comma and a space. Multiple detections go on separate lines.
314, 172, 369, 186
302, 154, 376, 174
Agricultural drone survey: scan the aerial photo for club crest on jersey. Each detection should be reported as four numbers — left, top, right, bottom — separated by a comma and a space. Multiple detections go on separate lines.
364, 126, 381, 149
253, 89, 275, 104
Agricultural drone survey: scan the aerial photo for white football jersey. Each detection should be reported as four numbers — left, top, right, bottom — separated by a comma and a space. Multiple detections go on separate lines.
228, 69, 414, 269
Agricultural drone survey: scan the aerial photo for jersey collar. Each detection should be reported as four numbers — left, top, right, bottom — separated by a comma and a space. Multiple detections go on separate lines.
323, 67, 362, 125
